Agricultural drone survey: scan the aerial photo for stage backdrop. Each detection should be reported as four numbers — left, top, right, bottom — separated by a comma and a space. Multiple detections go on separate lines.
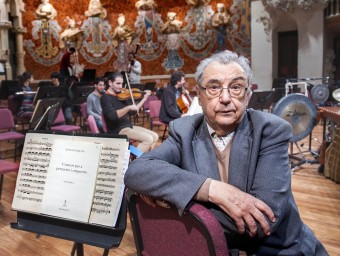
22, 0, 251, 79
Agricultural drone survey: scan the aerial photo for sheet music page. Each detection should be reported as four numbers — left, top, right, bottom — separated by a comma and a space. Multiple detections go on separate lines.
41, 139, 101, 222
12, 132, 129, 226
81, 136, 129, 227
12, 133, 72, 213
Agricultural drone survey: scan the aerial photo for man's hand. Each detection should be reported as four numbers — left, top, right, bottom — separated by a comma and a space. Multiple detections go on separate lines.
209, 180, 276, 237
129, 104, 138, 112
143, 90, 151, 100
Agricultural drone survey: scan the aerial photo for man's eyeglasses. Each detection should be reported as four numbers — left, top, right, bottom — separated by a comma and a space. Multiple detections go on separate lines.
199, 84, 248, 99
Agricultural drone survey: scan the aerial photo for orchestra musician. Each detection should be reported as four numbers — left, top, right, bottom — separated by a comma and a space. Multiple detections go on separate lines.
100, 72, 158, 153
14, 71, 35, 121
127, 51, 142, 89
159, 71, 188, 124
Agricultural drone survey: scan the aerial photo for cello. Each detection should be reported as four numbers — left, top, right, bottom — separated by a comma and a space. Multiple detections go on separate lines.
176, 88, 192, 113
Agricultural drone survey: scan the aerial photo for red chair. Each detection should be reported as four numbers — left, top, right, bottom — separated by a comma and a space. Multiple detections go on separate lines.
127, 191, 229, 256
141, 95, 158, 126
0, 108, 25, 161
87, 115, 99, 134
101, 114, 108, 133
149, 100, 168, 141
50, 109, 81, 132
7, 95, 30, 131
0, 160, 19, 201
80, 102, 89, 132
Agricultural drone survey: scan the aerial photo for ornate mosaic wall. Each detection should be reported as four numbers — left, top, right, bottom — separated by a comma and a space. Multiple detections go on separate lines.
22, 0, 251, 79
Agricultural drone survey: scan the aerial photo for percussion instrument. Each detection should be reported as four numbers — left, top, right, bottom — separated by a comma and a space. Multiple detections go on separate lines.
319, 107, 340, 182
332, 88, 340, 102
272, 93, 317, 142
310, 84, 329, 104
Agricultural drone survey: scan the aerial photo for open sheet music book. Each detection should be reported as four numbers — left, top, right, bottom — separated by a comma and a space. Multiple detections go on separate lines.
12, 131, 130, 227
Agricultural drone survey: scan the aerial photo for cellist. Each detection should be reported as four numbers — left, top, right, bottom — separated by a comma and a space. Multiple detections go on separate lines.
159, 71, 189, 124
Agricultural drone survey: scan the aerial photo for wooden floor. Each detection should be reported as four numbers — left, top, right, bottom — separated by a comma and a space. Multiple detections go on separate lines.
0, 116, 339, 256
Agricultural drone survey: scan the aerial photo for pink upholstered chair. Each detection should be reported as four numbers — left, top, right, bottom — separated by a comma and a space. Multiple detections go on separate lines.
101, 114, 108, 133
127, 191, 229, 256
149, 100, 168, 141
0, 160, 19, 201
7, 95, 30, 131
0, 108, 25, 161
80, 102, 89, 132
50, 109, 81, 132
141, 95, 158, 126
87, 115, 99, 134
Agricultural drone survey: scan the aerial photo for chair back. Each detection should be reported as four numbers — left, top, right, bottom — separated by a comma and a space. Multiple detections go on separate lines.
143, 95, 158, 110
80, 102, 88, 120
7, 95, 18, 116
53, 109, 65, 124
0, 108, 16, 130
88, 115, 99, 134
101, 114, 108, 133
149, 100, 161, 119
127, 191, 228, 256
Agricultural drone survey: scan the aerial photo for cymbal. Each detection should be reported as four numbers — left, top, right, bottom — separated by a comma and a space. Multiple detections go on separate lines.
272, 94, 317, 142
310, 84, 329, 104
332, 88, 340, 102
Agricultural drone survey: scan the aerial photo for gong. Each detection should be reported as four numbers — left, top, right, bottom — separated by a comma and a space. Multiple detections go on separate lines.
332, 88, 340, 102
310, 84, 329, 104
272, 94, 317, 142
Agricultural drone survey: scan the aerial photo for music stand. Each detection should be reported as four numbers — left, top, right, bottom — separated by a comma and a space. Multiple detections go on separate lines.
248, 91, 275, 111
33, 86, 63, 105
72, 86, 94, 105
30, 98, 64, 130
143, 82, 156, 92
0, 80, 21, 99
272, 88, 286, 104
37, 80, 53, 87
81, 69, 96, 83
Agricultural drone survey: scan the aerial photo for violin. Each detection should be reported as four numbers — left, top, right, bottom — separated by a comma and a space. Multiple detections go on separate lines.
117, 88, 147, 101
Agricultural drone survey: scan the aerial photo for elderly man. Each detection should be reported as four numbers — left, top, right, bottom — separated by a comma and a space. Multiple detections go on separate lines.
125, 50, 328, 255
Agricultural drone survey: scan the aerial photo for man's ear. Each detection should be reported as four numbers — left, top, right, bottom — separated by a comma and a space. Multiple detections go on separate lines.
196, 85, 202, 105
245, 90, 252, 107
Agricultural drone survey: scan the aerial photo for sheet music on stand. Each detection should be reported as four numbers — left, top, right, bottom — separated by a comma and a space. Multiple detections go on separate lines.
29, 98, 64, 130
11, 131, 130, 253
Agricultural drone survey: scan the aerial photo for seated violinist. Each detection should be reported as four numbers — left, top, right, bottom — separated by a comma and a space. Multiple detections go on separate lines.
160, 71, 188, 124
100, 72, 159, 153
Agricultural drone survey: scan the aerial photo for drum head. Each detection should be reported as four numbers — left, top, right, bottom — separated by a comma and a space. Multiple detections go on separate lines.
311, 84, 329, 104
272, 94, 317, 142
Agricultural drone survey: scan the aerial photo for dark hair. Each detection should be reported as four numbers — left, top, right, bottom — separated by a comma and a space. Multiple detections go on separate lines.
170, 71, 185, 86
50, 72, 60, 79
65, 75, 79, 88
107, 72, 123, 83
69, 47, 76, 53
95, 77, 105, 84
128, 52, 135, 58
17, 71, 33, 84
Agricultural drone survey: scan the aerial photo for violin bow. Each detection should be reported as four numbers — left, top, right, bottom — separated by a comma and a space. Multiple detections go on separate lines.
123, 71, 136, 106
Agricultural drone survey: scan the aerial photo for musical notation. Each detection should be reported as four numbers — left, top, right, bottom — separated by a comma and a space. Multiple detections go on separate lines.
13, 132, 129, 227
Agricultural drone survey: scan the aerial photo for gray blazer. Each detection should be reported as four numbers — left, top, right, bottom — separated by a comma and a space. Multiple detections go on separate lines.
125, 109, 321, 255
